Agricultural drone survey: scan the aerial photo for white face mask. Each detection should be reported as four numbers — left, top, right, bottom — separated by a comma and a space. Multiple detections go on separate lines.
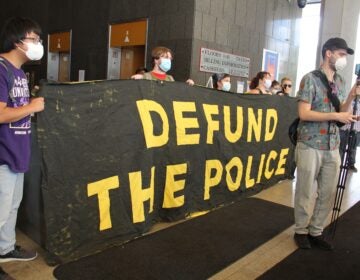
221, 81, 231, 92
264, 79, 272, 89
335, 56, 347, 71
20, 41, 44, 61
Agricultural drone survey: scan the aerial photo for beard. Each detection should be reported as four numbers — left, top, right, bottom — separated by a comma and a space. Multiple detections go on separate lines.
329, 56, 337, 72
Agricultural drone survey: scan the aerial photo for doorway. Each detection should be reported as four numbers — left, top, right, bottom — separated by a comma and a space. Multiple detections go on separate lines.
108, 20, 147, 79
47, 31, 71, 82
58, 53, 70, 82
120, 46, 146, 79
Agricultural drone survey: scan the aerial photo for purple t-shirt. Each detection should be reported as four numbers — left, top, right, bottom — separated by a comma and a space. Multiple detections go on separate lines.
0, 58, 31, 173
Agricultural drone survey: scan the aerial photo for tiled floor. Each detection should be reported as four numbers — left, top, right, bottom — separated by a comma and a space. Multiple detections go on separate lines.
2, 155, 360, 280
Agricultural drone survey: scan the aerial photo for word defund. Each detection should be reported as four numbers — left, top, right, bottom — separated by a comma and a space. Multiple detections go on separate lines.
136, 100, 278, 148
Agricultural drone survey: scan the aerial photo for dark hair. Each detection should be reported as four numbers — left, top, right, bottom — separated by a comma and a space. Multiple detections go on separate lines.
135, 67, 148, 74
321, 45, 337, 59
212, 73, 230, 89
271, 80, 280, 88
0, 17, 42, 53
249, 71, 270, 89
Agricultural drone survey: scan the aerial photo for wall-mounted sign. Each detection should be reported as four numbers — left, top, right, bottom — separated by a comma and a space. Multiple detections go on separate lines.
199, 48, 250, 78
262, 49, 279, 81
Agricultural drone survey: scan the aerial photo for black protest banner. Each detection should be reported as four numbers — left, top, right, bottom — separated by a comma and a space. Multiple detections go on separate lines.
37, 80, 297, 261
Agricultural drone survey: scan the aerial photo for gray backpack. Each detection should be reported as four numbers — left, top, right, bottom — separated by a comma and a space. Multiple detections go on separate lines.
0, 57, 16, 103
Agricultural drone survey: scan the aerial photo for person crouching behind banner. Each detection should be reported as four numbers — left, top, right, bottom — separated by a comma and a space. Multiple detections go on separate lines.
294, 37, 359, 251
0, 17, 45, 273
270, 80, 282, 95
131, 46, 194, 85
134, 66, 148, 75
206, 73, 231, 92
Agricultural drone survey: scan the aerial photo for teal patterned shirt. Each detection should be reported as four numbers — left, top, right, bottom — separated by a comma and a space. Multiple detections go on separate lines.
296, 68, 347, 150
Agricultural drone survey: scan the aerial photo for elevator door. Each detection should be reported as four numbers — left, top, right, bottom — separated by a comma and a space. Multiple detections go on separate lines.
47, 31, 71, 82
108, 20, 147, 80
58, 53, 70, 82
120, 46, 145, 79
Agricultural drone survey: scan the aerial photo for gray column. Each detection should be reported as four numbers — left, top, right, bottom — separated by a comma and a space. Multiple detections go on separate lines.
318, 0, 360, 92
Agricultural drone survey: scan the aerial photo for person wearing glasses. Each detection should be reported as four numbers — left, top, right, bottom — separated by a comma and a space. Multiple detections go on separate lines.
0, 17, 45, 278
277, 77, 293, 96
132, 46, 194, 85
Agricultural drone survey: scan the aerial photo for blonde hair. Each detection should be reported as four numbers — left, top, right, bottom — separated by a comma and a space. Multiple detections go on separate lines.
281, 77, 291, 85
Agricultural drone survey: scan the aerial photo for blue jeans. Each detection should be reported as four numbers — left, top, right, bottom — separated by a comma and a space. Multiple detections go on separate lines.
294, 142, 340, 236
0, 165, 24, 255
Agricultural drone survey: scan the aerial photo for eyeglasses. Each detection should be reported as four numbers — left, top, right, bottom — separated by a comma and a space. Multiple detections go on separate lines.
283, 84, 292, 88
23, 37, 43, 45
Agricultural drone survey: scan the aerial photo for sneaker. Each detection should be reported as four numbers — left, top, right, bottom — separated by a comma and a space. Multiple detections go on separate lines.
308, 234, 334, 250
0, 246, 37, 263
0, 266, 15, 280
349, 165, 358, 172
294, 233, 311, 249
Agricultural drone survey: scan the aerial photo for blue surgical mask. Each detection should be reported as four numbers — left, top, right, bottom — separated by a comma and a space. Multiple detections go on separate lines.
159, 58, 171, 72
222, 82, 231, 92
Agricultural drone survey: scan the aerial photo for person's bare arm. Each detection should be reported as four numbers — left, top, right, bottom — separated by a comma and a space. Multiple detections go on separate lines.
341, 83, 360, 112
298, 100, 355, 124
0, 97, 45, 123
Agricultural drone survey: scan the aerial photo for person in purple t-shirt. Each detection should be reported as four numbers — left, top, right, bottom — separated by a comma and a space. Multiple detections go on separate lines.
0, 17, 45, 276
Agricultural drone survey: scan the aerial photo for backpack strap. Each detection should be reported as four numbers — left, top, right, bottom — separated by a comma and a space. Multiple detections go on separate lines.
311, 69, 344, 127
311, 70, 341, 112
0, 57, 16, 103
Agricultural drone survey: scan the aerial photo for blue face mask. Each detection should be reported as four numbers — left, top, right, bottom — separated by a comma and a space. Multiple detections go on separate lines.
222, 82, 231, 92
159, 58, 171, 72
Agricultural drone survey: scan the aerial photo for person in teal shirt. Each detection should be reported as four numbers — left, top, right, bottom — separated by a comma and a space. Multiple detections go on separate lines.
294, 37, 360, 250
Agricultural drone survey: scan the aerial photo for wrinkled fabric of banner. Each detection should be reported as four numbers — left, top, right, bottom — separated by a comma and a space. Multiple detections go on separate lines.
36, 80, 298, 262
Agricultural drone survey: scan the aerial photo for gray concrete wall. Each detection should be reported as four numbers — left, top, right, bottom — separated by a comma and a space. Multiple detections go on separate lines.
191, 0, 302, 89
319, 0, 360, 93
0, 0, 305, 86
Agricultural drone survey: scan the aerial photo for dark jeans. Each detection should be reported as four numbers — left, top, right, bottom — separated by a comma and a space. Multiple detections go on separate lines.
339, 130, 360, 166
